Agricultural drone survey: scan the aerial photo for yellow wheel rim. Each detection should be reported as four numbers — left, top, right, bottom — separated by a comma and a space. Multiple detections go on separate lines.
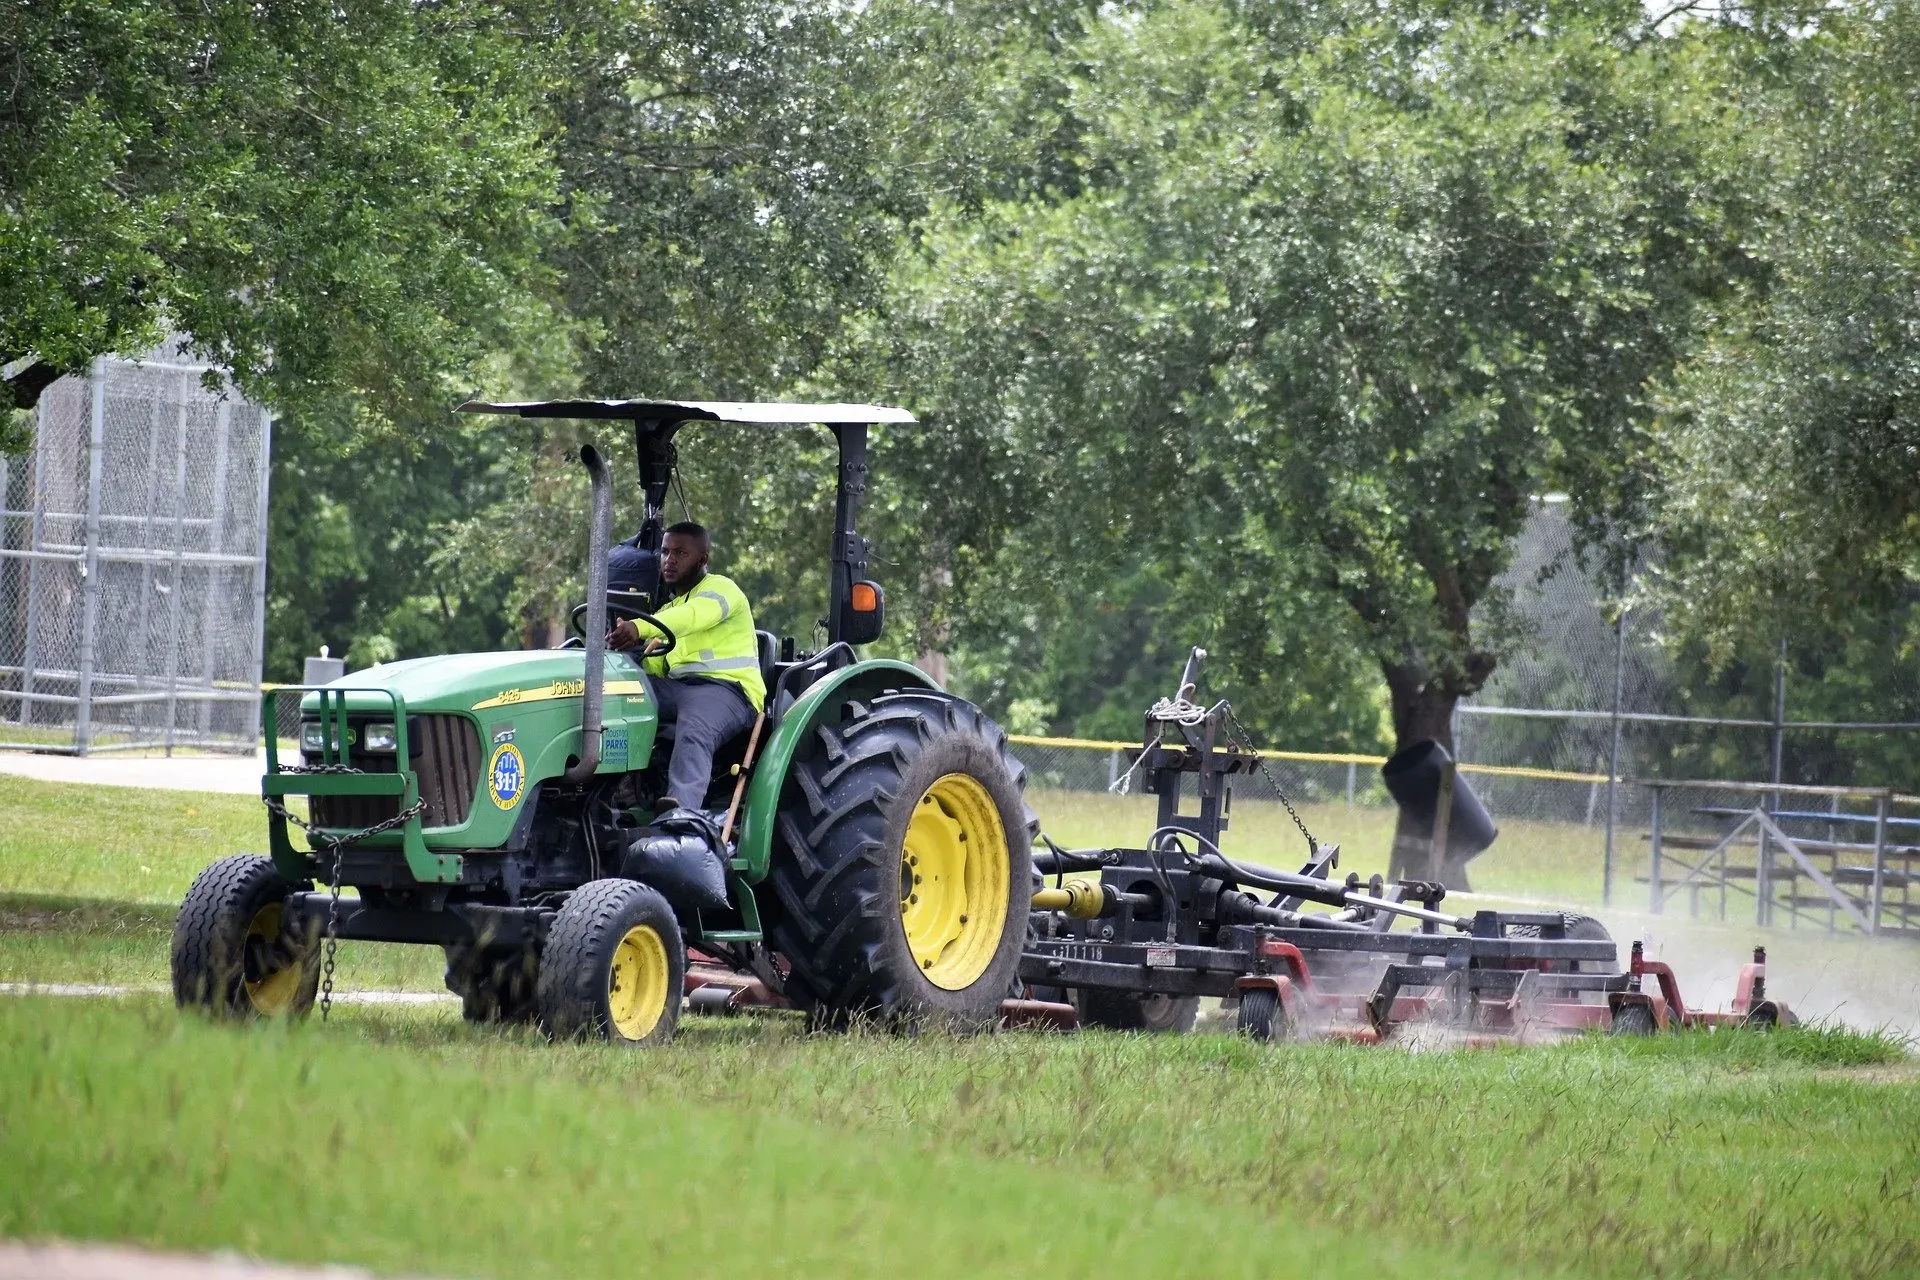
243, 903, 303, 1015
900, 773, 1011, 991
608, 924, 671, 1040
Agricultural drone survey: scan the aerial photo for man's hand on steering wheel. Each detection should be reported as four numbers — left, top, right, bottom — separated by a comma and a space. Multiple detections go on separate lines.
607, 617, 671, 656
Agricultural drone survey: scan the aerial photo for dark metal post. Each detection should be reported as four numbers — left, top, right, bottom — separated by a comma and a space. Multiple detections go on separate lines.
1648, 786, 1664, 914
827, 424, 870, 646
1604, 606, 1627, 906
1770, 635, 1787, 800
1871, 792, 1889, 937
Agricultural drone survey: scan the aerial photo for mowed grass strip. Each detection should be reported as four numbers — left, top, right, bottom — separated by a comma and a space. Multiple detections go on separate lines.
0, 997, 1485, 1280
0, 773, 265, 903
3, 997, 1913, 1279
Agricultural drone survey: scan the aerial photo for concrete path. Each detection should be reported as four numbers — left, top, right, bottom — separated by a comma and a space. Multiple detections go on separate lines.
0, 749, 263, 794
0, 1240, 446, 1279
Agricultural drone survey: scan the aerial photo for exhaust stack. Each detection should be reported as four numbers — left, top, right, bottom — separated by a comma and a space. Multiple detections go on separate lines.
564, 445, 612, 784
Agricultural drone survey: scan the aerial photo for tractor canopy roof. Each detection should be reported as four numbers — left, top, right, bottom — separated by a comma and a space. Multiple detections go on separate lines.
457, 399, 916, 427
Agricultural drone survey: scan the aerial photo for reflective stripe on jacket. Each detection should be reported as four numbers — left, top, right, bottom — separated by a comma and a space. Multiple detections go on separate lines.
639, 572, 766, 711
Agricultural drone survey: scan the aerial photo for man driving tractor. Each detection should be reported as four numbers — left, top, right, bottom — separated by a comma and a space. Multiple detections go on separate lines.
607, 521, 765, 815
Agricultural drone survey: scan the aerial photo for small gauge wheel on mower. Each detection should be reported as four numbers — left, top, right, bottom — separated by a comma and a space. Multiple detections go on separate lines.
537, 879, 685, 1045
172, 854, 320, 1019
1237, 988, 1288, 1041
765, 688, 1037, 1030
1075, 988, 1200, 1034
1512, 913, 1615, 1004
1610, 1003, 1659, 1036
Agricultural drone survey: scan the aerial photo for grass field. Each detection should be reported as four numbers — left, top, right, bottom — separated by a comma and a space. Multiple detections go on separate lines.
4, 771, 1919, 1277
3, 997, 1916, 1279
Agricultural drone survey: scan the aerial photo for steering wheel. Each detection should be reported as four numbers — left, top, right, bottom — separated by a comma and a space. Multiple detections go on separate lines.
568, 598, 677, 658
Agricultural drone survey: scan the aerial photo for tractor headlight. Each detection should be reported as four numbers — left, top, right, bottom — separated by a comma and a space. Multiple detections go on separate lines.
362, 722, 398, 753
299, 721, 326, 753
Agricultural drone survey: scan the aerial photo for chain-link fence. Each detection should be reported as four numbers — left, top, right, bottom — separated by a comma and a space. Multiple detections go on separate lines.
1012, 497, 1920, 934
1, 343, 271, 754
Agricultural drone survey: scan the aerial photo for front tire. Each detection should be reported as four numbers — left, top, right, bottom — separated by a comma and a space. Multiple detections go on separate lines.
1237, 988, 1287, 1041
766, 690, 1036, 1029
537, 880, 685, 1045
1611, 1003, 1658, 1036
444, 945, 540, 1024
172, 854, 319, 1019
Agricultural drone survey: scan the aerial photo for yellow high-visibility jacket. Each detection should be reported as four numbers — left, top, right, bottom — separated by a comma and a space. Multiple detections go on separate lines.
637, 572, 766, 711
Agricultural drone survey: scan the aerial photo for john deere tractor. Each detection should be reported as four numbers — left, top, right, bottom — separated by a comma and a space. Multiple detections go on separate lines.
171, 400, 1036, 1044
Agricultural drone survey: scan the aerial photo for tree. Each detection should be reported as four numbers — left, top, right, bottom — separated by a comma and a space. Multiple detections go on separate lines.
869, 0, 1749, 762
1652, 0, 1920, 659
1, 0, 556, 428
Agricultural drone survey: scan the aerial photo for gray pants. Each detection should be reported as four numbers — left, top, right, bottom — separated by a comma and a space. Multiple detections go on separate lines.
651, 676, 757, 811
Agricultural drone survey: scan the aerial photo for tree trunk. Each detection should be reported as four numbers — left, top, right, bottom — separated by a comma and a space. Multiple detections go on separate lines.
1382, 660, 1467, 887
916, 544, 953, 685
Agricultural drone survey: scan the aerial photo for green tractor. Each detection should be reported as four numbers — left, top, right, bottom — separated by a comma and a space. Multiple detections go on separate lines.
171, 400, 1037, 1044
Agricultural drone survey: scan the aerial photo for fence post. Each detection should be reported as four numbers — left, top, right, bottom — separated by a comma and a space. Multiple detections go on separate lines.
1345, 760, 1355, 810
244, 413, 273, 750
18, 425, 45, 725
1604, 606, 1627, 906
1871, 792, 1889, 937
197, 400, 233, 739
74, 359, 107, 755
1648, 786, 1664, 914
1769, 636, 1787, 810
162, 374, 191, 755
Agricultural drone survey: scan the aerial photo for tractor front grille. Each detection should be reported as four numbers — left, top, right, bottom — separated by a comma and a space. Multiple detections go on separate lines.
306, 714, 482, 833
414, 714, 483, 828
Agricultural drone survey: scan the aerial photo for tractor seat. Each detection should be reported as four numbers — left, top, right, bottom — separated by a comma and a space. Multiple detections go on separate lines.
756, 629, 778, 684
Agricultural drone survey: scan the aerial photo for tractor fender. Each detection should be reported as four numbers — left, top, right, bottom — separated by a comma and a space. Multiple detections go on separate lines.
734, 658, 939, 883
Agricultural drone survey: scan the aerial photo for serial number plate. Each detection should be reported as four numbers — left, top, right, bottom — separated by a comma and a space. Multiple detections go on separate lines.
1145, 947, 1177, 968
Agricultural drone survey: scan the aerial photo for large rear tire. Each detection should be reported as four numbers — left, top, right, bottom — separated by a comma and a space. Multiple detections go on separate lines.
537, 880, 685, 1045
766, 689, 1036, 1029
172, 854, 319, 1019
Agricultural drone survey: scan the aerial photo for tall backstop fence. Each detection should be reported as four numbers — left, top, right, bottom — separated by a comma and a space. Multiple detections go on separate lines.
0, 346, 270, 754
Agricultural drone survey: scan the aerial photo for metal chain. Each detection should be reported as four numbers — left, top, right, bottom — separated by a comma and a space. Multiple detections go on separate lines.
1222, 705, 1322, 854
264, 792, 425, 1021
320, 841, 344, 1018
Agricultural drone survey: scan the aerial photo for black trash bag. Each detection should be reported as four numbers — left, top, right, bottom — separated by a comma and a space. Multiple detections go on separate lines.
619, 810, 730, 912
